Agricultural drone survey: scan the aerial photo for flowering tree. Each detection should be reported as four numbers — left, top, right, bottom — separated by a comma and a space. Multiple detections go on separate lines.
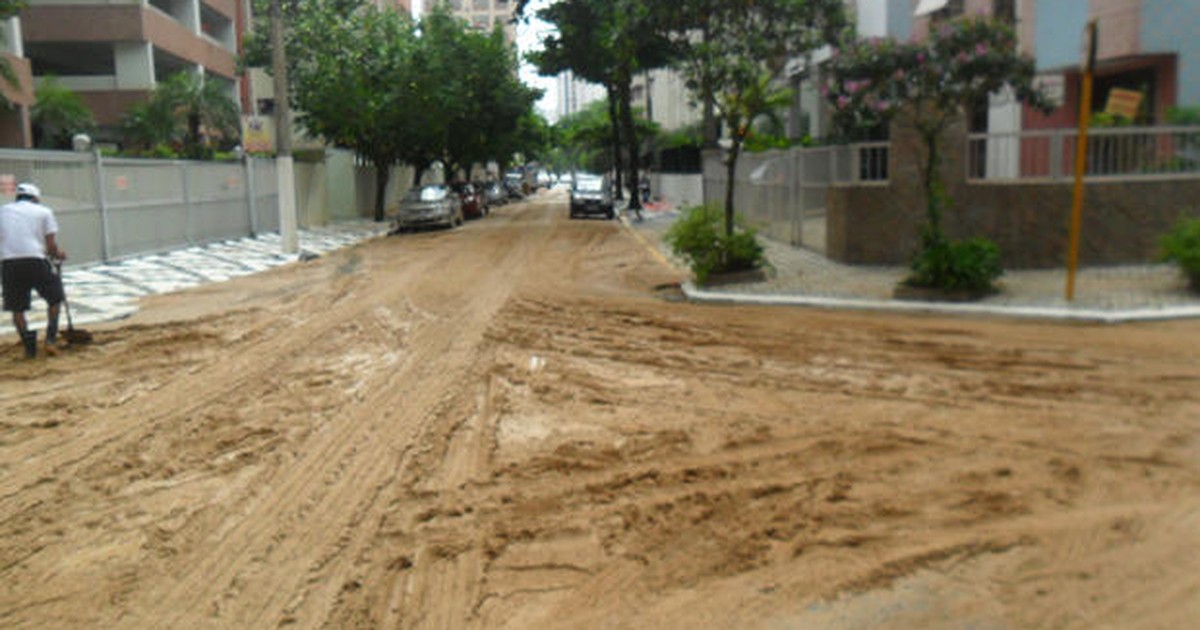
826, 17, 1053, 289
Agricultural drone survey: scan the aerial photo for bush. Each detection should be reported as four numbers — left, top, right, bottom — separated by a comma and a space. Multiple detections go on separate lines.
664, 205, 765, 284
906, 234, 1003, 293
1160, 217, 1200, 291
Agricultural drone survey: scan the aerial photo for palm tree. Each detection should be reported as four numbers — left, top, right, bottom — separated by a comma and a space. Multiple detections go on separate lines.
120, 72, 240, 158
156, 72, 240, 158
32, 76, 95, 149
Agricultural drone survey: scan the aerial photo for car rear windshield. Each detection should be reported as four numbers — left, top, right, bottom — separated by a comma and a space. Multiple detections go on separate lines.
408, 186, 448, 202
574, 177, 605, 192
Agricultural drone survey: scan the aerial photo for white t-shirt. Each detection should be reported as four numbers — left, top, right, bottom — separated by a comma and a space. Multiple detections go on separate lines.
0, 199, 59, 260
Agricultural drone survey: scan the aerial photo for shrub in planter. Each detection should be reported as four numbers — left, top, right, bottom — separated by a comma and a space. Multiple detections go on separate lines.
664, 205, 765, 284
905, 232, 1003, 295
1160, 217, 1200, 292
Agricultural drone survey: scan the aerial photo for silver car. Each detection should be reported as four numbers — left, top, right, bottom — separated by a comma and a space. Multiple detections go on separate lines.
394, 185, 464, 231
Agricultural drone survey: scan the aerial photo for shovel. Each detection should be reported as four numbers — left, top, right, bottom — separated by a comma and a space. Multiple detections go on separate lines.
52, 259, 93, 345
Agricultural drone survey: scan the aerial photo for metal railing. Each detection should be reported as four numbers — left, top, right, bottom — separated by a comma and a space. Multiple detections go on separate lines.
702, 142, 888, 247
967, 126, 1200, 182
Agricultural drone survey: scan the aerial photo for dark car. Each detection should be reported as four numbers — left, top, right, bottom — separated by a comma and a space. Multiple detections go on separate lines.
394, 184, 463, 231
450, 182, 487, 220
481, 181, 507, 208
569, 174, 615, 220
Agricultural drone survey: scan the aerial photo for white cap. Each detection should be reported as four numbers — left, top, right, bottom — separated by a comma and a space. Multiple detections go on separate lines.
16, 182, 40, 199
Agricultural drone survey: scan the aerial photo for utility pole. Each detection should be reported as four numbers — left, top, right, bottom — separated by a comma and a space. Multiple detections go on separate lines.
270, 0, 298, 254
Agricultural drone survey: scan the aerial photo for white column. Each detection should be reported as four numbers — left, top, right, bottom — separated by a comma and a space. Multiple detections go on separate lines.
115, 42, 156, 89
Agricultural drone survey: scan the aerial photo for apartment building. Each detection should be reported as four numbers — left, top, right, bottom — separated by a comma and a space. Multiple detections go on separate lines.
428, 0, 516, 44
913, 0, 1200, 129
0, 18, 35, 148
15, 0, 243, 139
556, 69, 605, 121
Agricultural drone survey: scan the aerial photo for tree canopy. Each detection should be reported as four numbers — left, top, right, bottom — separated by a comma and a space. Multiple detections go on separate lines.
657, 0, 848, 236
245, 0, 541, 221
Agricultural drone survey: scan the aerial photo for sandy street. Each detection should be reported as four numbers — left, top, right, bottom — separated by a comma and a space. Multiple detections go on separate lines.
1, 192, 1198, 629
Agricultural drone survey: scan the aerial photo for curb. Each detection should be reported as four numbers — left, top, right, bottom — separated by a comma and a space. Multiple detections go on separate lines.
613, 214, 1200, 324
681, 282, 1200, 324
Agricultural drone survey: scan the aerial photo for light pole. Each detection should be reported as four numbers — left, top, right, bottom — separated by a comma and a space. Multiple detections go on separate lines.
270, 0, 298, 254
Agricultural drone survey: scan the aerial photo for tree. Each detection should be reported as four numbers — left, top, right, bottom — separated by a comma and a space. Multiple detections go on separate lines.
118, 72, 239, 157
826, 17, 1052, 289
157, 73, 241, 158
422, 6, 541, 181
285, 3, 433, 220
528, 0, 672, 210
31, 76, 95, 149
658, 0, 848, 238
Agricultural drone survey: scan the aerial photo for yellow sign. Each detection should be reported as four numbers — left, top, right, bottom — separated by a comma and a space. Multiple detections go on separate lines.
241, 116, 274, 153
1105, 88, 1143, 120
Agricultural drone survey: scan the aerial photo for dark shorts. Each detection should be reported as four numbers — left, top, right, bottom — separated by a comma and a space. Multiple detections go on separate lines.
2, 258, 65, 312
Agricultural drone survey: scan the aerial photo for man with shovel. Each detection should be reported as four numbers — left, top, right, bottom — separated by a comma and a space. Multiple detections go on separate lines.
1, 183, 67, 358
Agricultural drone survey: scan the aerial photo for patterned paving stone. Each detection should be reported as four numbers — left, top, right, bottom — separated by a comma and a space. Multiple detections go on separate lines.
2, 222, 387, 336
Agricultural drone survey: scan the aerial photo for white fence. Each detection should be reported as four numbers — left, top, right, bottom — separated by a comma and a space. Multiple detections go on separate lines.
0, 149, 279, 266
967, 125, 1200, 181
702, 143, 888, 246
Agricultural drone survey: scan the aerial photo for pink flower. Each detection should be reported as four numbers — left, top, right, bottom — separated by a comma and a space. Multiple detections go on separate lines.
874, 100, 890, 112
976, 43, 988, 56
819, 83, 830, 97
917, 51, 926, 63
837, 95, 851, 109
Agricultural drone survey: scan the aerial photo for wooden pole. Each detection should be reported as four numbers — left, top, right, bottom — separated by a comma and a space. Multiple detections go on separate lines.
1066, 21, 1097, 301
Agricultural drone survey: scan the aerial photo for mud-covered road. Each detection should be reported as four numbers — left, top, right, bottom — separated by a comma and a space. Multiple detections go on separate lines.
2, 193, 1198, 629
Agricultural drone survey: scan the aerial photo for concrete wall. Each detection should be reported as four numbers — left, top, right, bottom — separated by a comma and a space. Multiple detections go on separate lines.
826, 115, 1200, 268
651, 173, 703, 210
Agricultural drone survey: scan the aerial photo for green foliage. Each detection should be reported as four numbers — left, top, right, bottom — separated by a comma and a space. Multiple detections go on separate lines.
657, 123, 704, 151
664, 205, 765, 284
656, 0, 847, 234
743, 131, 792, 153
32, 76, 95, 149
826, 17, 1052, 140
119, 72, 239, 159
1160, 217, 1200, 291
1166, 106, 1200, 126
531, 0, 674, 209
907, 232, 1003, 293
0, 1, 25, 98
828, 17, 1050, 291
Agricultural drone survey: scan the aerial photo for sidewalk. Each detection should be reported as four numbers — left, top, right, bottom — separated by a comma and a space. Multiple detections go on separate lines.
623, 197, 1200, 324
0, 221, 389, 337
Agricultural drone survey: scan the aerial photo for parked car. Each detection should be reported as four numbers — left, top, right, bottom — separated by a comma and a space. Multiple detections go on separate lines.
450, 181, 487, 220
569, 174, 615, 220
481, 181, 507, 207
503, 176, 525, 200
394, 184, 463, 231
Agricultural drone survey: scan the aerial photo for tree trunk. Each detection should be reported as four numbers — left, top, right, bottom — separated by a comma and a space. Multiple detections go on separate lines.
921, 128, 942, 239
606, 84, 624, 200
413, 164, 425, 187
617, 77, 641, 211
374, 159, 390, 223
723, 140, 740, 239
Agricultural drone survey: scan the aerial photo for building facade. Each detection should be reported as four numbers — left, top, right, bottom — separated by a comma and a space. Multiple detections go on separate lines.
18, 0, 242, 137
426, 0, 516, 44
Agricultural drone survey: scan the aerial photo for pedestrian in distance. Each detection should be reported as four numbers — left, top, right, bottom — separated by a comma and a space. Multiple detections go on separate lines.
1, 183, 67, 358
